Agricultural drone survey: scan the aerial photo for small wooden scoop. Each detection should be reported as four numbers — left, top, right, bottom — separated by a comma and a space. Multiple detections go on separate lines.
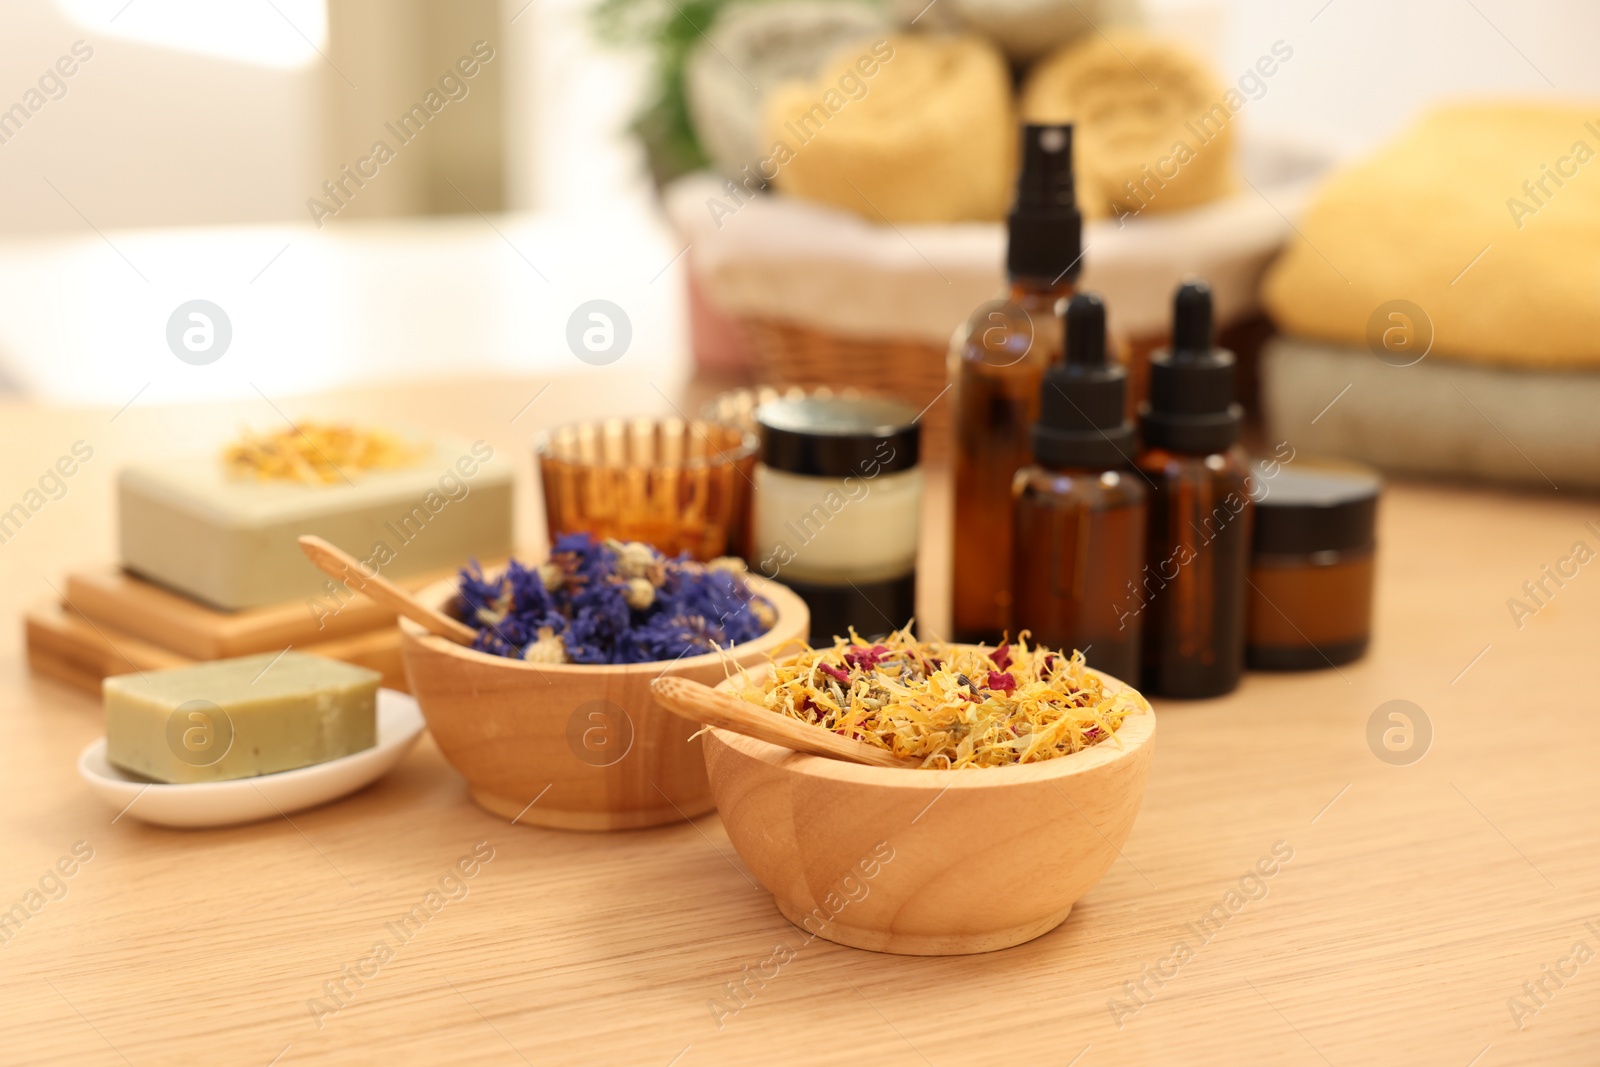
298, 535, 477, 645
651, 676, 917, 769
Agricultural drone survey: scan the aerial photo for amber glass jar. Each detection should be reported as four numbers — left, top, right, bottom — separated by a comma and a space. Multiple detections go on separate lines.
1247, 461, 1380, 670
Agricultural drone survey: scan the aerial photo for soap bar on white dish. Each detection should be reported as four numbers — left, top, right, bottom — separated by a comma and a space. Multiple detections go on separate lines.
104, 651, 380, 784
81, 688, 425, 828
118, 435, 511, 610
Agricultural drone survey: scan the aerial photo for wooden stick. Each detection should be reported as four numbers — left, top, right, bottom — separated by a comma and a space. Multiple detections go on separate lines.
650, 676, 918, 770
298, 535, 478, 646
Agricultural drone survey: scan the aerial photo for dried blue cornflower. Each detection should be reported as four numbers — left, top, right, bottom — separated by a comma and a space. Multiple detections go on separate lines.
456, 534, 772, 666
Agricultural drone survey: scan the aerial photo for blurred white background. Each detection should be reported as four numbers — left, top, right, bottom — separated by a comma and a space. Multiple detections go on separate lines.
0, 0, 1595, 404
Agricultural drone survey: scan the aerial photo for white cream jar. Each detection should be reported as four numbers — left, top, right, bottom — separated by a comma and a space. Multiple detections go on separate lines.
752, 396, 922, 643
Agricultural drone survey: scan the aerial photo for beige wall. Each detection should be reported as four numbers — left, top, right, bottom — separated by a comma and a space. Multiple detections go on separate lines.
318, 0, 506, 223
0, 0, 511, 238
0, 3, 320, 237
1153, 0, 1600, 158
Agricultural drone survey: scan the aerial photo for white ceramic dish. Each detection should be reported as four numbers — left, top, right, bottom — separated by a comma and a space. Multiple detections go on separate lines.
78, 688, 425, 829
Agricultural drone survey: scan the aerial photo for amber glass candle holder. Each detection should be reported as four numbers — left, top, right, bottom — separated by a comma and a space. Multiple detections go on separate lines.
701, 385, 859, 432
536, 417, 756, 561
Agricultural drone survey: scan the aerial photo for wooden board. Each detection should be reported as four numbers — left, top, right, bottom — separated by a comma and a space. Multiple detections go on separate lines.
63, 564, 456, 661
302, 626, 408, 693
24, 600, 191, 694
26, 600, 409, 695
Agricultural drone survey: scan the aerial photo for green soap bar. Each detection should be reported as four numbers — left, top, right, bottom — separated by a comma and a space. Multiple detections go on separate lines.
104, 652, 380, 784
117, 434, 513, 610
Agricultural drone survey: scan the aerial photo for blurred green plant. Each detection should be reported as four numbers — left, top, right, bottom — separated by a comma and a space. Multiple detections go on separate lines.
591, 0, 764, 186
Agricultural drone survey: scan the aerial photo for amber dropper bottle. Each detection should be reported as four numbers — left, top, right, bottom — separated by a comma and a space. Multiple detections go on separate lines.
1134, 281, 1252, 699
951, 124, 1083, 644
1012, 293, 1146, 682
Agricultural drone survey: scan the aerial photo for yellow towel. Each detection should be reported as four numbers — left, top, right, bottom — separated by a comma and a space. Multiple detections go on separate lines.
1262, 102, 1600, 369
1021, 31, 1236, 220
761, 34, 1014, 223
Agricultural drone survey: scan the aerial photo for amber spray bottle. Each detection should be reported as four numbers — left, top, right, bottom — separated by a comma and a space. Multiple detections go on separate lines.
1133, 280, 1252, 698
951, 124, 1083, 644
1011, 293, 1147, 682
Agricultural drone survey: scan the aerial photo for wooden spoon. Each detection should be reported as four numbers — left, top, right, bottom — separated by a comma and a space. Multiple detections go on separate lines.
650, 676, 918, 770
298, 535, 478, 645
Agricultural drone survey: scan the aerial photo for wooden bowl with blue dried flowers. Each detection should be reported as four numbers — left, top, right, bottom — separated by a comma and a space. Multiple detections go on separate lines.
398, 534, 807, 831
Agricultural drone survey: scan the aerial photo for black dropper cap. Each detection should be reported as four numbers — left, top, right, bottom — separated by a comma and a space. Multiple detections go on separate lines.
1007, 124, 1083, 282
1139, 280, 1242, 454
1033, 293, 1135, 470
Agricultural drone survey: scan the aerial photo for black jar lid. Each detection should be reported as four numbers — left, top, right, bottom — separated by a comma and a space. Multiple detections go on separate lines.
1253, 459, 1381, 555
756, 395, 921, 478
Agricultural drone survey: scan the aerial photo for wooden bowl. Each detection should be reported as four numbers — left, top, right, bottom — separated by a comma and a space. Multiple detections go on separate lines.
398, 575, 807, 831
703, 662, 1156, 954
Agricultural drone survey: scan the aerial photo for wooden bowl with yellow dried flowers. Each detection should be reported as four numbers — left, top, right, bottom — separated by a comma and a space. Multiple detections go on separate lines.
398, 535, 807, 831
697, 630, 1155, 954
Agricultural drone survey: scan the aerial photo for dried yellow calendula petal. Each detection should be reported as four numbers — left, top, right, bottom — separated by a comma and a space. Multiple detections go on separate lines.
736, 625, 1143, 769
223, 422, 426, 485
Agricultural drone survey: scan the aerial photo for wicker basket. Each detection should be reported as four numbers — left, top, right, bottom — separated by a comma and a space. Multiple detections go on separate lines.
739, 317, 954, 464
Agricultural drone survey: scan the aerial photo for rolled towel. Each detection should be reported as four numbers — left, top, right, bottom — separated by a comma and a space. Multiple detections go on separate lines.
686, 1, 890, 180
1262, 102, 1600, 370
1262, 335, 1599, 491
760, 33, 1015, 223
1021, 31, 1235, 220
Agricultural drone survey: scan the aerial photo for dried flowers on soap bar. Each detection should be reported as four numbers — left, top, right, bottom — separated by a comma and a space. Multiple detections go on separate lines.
458, 533, 774, 666
733, 627, 1144, 769
224, 422, 426, 484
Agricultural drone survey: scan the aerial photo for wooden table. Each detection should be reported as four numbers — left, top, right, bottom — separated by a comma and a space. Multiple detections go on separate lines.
3, 375, 1596, 1066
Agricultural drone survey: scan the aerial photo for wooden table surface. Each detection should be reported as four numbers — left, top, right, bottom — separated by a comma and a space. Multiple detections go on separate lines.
3, 374, 1597, 1066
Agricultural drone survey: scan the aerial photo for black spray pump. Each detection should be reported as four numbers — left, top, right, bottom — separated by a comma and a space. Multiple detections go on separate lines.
1032, 293, 1135, 470
1140, 280, 1242, 455
1007, 124, 1084, 282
